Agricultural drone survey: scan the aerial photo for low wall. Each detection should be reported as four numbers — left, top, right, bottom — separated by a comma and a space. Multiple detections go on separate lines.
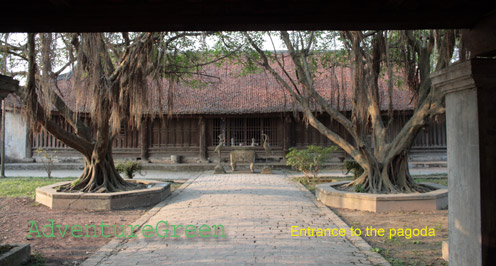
0, 244, 30, 266
316, 181, 448, 213
36, 180, 170, 211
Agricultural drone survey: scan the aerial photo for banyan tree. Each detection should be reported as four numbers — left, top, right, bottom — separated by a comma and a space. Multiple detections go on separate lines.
16, 32, 216, 192
241, 30, 458, 193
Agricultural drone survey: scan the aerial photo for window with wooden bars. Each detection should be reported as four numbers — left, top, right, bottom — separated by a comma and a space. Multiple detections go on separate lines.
212, 117, 278, 147
212, 118, 226, 146
246, 118, 261, 146
262, 118, 277, 146
229, 118, 244, 146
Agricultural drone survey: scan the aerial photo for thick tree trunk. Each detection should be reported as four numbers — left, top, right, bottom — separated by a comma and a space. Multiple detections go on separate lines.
61, 144, 140, 193
244, 30, 454, 194
346, 150, 426, 193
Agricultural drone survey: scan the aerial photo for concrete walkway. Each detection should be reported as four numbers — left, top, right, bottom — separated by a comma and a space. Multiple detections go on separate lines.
82, 173, 388, 265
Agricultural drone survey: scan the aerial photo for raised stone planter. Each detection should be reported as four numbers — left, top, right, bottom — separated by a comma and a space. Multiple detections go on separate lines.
316, 181, 447, 213
0, 244, 30, 266
36, 180, 170, 210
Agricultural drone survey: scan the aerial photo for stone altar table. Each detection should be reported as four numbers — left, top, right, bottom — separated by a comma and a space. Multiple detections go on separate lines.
230, 146, 256, 172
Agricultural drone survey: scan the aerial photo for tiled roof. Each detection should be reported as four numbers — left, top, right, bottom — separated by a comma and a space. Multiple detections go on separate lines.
11, 55, 415, 114
145, 56, 414, 114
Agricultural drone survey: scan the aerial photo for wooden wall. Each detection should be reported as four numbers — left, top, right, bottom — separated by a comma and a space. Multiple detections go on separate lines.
31, 112, 447, 161
150, 118, 199, 147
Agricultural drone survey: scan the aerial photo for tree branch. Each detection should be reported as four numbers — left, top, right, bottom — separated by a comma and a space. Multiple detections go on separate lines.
244, 31, 362, 161
21, 33, 93, 157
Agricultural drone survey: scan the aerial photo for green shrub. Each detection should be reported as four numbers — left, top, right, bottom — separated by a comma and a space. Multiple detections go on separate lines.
285, 145, 337, 184
35, 148, 57, 179
115, 161, 142, 179
344, 159, 364, 179
354, 184, 365, 193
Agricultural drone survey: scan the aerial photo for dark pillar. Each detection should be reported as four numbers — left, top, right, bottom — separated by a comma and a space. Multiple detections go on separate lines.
140, 117, 149, 162
199, 116, 207, 162
25, 127, 32, 159
1, 100, 5, 178
475, 60, 496, 265
282, 114, 292, 157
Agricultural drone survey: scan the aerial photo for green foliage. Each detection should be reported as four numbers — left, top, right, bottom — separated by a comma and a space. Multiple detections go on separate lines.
354, 184, 365, 193
414, 176, 448, 186
24, 251, 47, 266
115, 161, 142, 179
286, 145, 337, 184
433, 222, 443, 231
71, 178, 81, 187
343, 159, 364, 179
370, 247, 383, 253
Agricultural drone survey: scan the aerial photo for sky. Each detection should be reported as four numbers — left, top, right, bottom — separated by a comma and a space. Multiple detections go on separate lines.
2, 32, 288, 84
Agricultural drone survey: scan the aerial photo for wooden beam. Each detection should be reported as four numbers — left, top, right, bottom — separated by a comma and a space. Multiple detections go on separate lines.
0, 1, 493, 32
199, 117, 207, 162
25, 127, 32, 159
140, 117, 149, 162
472, 59, 496, 265
463, 13, 496, 58
283, 114, 293, 155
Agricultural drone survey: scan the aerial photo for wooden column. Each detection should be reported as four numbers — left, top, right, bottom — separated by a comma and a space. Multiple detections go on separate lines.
25, 127, 32, 159
282, 114, 292, 156
199, 116, 207, 162
1, 100, 5, 177
140, 117, 149, 162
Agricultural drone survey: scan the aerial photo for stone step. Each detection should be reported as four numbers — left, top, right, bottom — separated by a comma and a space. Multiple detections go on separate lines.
5, 161, 447, 171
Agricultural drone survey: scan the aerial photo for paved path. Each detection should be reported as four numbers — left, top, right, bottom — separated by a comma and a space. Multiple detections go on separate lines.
83, 173, 388, 265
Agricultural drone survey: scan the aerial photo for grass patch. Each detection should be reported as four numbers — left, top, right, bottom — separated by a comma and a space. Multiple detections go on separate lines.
413, 176, 448, 186
0, 177, 75, 198
412, 173, 447, 179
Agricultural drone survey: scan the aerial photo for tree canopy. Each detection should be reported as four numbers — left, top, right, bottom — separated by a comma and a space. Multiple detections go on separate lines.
1, 30, 462, 193
225, 30, 460, 193
2, 32, 224, 192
